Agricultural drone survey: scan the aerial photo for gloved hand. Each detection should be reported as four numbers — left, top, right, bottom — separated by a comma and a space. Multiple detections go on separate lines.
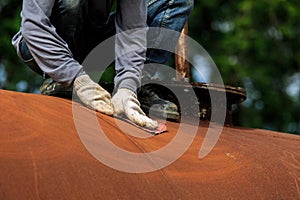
73, 74, 113, 115
112, 88, 158, 130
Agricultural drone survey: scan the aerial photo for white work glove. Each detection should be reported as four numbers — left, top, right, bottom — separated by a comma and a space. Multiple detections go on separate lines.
73, 74, 113, 115
112, 88, 158, 130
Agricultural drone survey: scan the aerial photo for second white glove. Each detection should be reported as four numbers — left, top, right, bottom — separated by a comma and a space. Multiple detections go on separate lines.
112, 88, 158, 130
73, 74, 113, 115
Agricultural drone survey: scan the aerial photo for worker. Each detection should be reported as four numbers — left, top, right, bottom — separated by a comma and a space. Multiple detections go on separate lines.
12, 0, 193, 129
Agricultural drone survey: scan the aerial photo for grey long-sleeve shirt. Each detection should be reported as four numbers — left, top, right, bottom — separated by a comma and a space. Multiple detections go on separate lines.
12, 0, 147, 92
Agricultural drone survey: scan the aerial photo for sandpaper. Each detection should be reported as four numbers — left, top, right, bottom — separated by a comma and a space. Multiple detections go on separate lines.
114, 115, 167, 135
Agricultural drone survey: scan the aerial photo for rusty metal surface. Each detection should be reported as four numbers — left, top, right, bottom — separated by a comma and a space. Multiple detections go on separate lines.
175, 23, 190, 80
0, 90, 299, 199
140, 80, 247, 124
151, 80, 247, 104
172, 21, 246, 123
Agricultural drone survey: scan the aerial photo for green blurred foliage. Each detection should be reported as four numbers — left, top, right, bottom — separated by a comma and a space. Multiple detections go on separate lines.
0, 0, 43, 92
189, 0, 300, 134
0, 0, 299, 134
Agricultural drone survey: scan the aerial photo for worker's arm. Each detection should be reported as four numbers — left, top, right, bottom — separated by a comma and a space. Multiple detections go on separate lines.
12, 0, 83, 87
114, 0, 148, 92
112, 0, 158, 129
12, 0, 113, 115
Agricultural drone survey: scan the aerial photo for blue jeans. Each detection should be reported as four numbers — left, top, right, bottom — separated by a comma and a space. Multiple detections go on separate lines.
145, 0, 194, 76
19, 0, 194, 77
146, 0, 193, 62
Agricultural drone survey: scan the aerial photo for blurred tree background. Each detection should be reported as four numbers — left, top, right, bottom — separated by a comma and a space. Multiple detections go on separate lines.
0, 0, 299, 134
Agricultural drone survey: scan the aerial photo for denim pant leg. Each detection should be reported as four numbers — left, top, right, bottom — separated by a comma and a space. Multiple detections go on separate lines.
85, 0, 194, 64
145, 0, 194, 76
18, 38, 44, 76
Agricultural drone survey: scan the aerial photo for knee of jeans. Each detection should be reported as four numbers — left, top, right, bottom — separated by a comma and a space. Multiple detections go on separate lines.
19, 39, 33, 62
18, 39, 44, 76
